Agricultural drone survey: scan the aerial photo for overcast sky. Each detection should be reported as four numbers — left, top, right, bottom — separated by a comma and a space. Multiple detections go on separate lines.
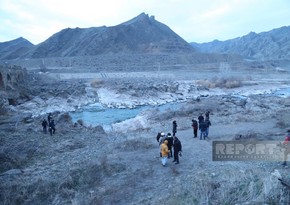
1, 0, 290, 45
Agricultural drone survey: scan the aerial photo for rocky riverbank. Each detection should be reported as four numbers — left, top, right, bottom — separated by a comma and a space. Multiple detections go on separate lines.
1, 66, 290, 204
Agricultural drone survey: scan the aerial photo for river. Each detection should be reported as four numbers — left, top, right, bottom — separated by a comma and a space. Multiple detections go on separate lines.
70, 86, 290, 127
70, 102, 184, 127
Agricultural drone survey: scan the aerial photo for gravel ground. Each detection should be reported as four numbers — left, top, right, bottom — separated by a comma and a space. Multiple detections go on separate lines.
1, 66, 290, 204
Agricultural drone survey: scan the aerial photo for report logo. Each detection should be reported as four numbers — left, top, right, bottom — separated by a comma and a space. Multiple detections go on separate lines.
212, 141, 285, 161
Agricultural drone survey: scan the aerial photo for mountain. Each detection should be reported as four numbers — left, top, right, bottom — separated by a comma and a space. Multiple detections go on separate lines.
0, 37, 34, 60
11, 13, 194, 59
191, 26, 290, 60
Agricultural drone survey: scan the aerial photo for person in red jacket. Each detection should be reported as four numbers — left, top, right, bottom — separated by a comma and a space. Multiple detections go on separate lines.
282, 130, 290, 166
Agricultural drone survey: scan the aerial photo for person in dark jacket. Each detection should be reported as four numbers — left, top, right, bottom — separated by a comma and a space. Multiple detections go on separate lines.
158, 132, 166, 146
156, 132, 162, 143
205, 118, 212, 138
48, 113, 52, 123
158, 132, 166, 157
205, 111, 210, 120
173, 136, 182, 164
199, 120, 207, 140
198, 113, 204, 124
165, 133, 173, 158
172, 120, 177, 136
49, 119, 56, 136
42, 119, 48, 134
191, 119, 198, 138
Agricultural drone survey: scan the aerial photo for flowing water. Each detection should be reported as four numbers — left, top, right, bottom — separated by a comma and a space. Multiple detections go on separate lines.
70, 86, 290, 127
70, 102, 183, 126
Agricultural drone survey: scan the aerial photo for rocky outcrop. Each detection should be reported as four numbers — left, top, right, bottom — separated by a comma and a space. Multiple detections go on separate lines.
0, 65, 28, 111
0, 65, 27, 90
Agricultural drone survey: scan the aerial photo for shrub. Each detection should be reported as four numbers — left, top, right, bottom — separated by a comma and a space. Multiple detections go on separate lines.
90, 79, 104, 88
196, 76, 242, 89
57, 112, 72, 123
77, 119, 84, 126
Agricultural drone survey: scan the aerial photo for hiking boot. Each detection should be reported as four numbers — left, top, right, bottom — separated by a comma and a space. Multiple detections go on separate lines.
282, 162, 287, 166
172, 160, 176, 162
175, 162, 179, 164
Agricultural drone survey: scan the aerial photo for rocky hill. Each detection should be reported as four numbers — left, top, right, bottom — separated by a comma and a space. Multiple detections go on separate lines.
0, 13, 195, 60
0, 37, 34, 60
0, 13, 244, 70
191, 26, 290, 60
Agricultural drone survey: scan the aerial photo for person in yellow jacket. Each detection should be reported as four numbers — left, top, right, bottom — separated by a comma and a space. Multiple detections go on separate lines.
160, 140, 169, 166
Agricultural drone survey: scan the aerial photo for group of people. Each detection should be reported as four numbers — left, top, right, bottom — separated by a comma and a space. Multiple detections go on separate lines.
155, 111, 290, 167
191, 111, 211, 140
156, 113, 212, 167
156, 120, 182, 166
41, 113, 56, 136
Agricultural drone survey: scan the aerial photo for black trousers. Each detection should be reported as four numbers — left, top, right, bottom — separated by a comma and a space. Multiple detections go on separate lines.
193, 128, 198, 137
174, 151, 179, 163
168, 148, 172, 158
43, 126, 47, 134
49, 127, 55, 136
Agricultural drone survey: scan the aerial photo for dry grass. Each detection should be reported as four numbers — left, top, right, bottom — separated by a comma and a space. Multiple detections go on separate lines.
276, 110, 290, 129
158, 169, 290, 205
197, 76, 242, 89
1, 136, 289, 205
0, 159, 128, 205
115, 138, 155, 151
